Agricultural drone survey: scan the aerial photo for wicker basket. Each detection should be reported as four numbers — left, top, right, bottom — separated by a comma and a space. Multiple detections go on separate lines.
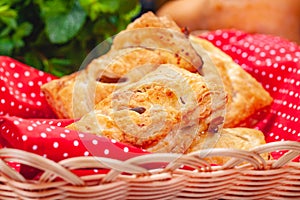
1, 141, 300, 200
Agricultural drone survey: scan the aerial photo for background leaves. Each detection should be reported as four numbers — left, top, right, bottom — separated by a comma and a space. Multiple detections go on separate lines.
0, 0, 141, 76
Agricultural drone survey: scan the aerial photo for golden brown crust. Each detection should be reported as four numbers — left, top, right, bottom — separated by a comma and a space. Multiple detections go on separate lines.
67, 64, 212, 152
126, 11, 181, 32
190, 37, 273, 127
188, 127, 268, 165
41, 12, 201, 119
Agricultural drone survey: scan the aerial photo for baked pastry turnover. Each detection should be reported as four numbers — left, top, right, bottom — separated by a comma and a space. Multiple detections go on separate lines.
42, 12, 272, 163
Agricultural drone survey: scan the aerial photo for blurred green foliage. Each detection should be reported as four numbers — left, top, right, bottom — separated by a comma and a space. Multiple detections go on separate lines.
0, 0, 140, 76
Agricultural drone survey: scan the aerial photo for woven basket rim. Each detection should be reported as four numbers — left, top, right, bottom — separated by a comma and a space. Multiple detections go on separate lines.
1, 141, 300, 199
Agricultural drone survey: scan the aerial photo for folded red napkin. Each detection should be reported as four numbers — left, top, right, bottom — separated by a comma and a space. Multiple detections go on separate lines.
0, 30, 299, 178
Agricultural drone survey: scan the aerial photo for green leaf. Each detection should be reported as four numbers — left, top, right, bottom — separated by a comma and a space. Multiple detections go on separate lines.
12, 22, 33, 48
45, 0, 87, 44
35, 0, 75, 18
118, 0, 139, 14
79, 0, 120, 20
0, 26, 12, 37
0, 37, 14, 55
24, 52, 44, 70
0, 16, 17, 29
13, 22, 33, 38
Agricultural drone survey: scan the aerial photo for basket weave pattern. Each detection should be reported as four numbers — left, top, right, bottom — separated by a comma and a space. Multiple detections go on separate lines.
1, 141, 300, 200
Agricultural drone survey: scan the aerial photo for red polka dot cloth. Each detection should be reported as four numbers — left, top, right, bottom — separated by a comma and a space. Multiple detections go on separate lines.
0, 30, 300, 178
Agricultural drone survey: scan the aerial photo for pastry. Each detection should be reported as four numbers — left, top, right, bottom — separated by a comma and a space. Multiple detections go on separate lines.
43, 12, 272, 162
188, 127, 268, 165
41, 12, 203, 119
67, 64, 213, 152
189, 36, 273, 127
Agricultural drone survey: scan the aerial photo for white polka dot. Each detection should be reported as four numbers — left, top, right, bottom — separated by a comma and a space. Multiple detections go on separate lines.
57, 122, 62, 127
222, 32, 229, 39
249, 44, 255, 51
207, 34, 214, 40
286, 54, 293, 61
84, 151, 89, 156
27, 126, 33, 131
73, 140, 79, 146
64, 129, 70, 133
1, 86, 5, 92
79, 133, 85, 138
21, 135, 28, 141
13, 120, 20, 125
268, 74, 274, 79
275, 135, 279, 140
46, 128, 52, 132
10, 63, 15, 68
279, 48, 286, 54
53, 142, 59, 148
60, 133, 66, 138
215, 40, 222, 46
38, 71, 44, 76
104, 149, 109, 155
32, 145, 38, 150
17, 83, 23, 88
24, 71, 30, 77
111, 139, 117, 143
40, 132, 47, 138
94, 169, 99, 173
263, 45, 270, 51
36, 101, 42, 106
63, 153, 68, 158
13, 73, 20, 78
275, 56, 281, 62
123, 147, 129, 153
241, 52, 248, 58
46, 77, 52, 82
30, 93, 36, 98
270, 49, 276, 55
92, 139, 98, 145
28, 81, 34, 86
37, 81, 43, 86
259, 52, 266, 58
269, 132, 274, 137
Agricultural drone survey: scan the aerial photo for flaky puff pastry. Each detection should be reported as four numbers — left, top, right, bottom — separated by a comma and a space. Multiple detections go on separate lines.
67, 65, 268, 165
188, 127, 268, 165
189, 36, 273, 127
67, 64, 213, 153
41, 48, 164, 119
41, 12, 203, 119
